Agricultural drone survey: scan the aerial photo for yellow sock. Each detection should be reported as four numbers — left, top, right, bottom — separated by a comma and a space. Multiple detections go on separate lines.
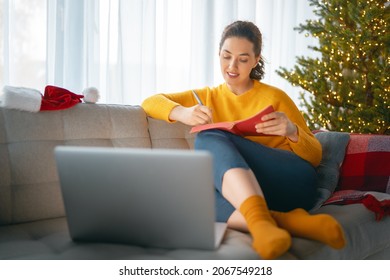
271, 208, 346, 249
239, 195, 291, 259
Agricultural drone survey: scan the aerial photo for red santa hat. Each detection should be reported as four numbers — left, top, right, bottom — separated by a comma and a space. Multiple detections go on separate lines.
1, 85, 84, 112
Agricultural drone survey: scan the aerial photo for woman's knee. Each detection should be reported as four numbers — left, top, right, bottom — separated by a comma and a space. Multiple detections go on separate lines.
195, 130, 229, 148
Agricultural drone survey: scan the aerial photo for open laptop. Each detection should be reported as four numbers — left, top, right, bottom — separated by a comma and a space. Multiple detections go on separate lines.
54, 146, 227, 250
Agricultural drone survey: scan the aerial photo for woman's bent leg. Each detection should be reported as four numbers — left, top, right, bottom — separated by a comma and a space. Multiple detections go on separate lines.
195, 130, 345, 250
195, 130, 294, 259
195, 129, 318, 221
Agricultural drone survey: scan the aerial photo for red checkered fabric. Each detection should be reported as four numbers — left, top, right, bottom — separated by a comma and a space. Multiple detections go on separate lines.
324, 190, 390, 221
337, 134, 390, 194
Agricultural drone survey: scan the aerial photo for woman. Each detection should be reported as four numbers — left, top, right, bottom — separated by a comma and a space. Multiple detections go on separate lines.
142, 21, 345, 259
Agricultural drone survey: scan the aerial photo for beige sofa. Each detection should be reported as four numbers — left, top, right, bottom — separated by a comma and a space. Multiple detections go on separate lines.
1, 104, 389, 259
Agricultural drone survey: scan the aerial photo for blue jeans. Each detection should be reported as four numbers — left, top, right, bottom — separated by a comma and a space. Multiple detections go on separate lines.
194, 130, 318, 222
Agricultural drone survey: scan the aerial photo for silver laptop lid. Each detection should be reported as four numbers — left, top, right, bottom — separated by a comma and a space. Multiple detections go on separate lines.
55, 146, 220, 250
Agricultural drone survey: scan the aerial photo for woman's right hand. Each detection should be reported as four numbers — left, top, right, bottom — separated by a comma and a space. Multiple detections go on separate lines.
169, 105, 213, 126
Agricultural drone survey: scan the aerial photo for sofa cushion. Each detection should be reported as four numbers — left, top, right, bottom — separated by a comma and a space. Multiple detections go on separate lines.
0, 105, 152, 225
298, 204, 390, 259
147, 117, 195, 149
337, 134, 390, 194
0, 217, 264, 260
1, 205, 389, 260
312, 131, 350, 209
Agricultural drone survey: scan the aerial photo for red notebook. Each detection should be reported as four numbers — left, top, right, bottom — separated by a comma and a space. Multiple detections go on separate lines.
190, 105, 275, 136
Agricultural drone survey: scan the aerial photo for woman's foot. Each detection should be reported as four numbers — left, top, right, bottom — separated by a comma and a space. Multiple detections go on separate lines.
240, 196, 291, 259
271, 208, 346, 249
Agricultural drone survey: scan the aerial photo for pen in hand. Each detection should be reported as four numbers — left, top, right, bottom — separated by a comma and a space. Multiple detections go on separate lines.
192, 90, 213, 124
192, 90, 203, 106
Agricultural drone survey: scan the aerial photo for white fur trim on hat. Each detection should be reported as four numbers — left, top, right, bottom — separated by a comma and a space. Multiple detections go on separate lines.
82, 87, 100, 103
1, 86, 42, 112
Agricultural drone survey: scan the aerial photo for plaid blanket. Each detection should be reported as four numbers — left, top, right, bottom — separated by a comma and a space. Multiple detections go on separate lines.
324, 134, 390, 220
337, 134, 390, 193
324, 190, 390, 221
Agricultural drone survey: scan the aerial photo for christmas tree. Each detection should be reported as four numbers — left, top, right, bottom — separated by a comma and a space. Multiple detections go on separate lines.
277, 0, 389, 134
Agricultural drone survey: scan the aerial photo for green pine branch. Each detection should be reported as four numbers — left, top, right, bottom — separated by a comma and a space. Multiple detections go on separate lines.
277, 0, 389, 134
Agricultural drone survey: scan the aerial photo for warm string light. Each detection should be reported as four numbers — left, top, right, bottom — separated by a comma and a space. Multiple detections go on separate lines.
278, 0, 389, 134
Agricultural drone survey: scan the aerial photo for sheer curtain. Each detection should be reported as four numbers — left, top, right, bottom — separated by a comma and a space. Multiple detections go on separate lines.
1, 0, 47, 89
1, 0, 317, 106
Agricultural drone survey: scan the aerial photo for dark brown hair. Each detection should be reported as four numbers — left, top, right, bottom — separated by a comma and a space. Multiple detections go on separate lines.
219, 21, 265, 80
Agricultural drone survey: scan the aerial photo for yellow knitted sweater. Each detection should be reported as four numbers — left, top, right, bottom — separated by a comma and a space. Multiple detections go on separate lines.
142, 80, 322, 167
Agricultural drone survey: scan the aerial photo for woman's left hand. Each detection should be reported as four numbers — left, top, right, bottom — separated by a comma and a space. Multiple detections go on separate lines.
255, 111, 298, 142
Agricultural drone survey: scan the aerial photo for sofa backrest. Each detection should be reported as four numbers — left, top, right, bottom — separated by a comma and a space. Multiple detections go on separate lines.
147, 117, 195, 149
0, 104, 174, 225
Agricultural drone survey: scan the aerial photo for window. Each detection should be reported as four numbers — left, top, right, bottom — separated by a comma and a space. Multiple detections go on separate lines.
1, 0, 317, 106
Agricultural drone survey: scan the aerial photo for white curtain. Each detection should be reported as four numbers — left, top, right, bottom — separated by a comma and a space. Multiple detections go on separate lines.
1, 0, 47, 89
1, 0, 317, 106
